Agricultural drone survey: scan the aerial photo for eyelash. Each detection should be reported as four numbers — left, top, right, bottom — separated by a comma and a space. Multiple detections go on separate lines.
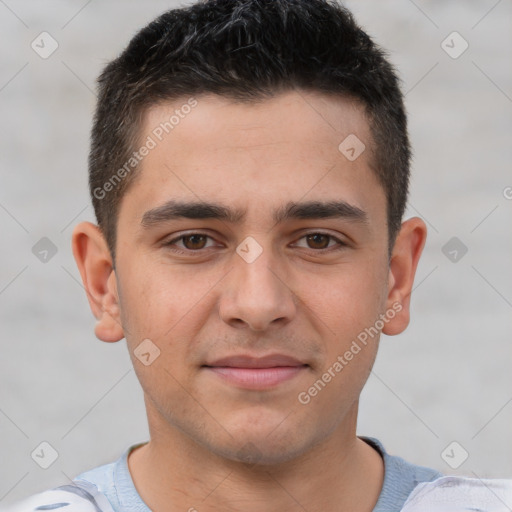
163, 232, 347, 255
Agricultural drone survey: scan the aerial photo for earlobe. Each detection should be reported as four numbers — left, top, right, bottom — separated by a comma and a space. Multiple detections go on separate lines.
71, 221, 125, 343
382, 217, 427, 336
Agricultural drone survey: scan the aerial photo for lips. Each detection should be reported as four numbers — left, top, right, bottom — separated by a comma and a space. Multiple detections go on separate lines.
203, 354, 308, 389
205, 354, 305, 368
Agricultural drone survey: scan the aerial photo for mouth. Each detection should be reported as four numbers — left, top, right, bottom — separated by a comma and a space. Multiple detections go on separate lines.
202, 354, 309, 390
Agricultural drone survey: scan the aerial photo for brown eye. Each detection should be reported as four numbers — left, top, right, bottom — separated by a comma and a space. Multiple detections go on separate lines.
181, 234, 208, 250
306, 233, 332, 249
292, 232, 346, 252
163, 232, 218, 255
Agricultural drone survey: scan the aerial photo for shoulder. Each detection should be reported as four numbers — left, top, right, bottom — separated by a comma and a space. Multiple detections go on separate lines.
0, 481, 115, 512
1, 446, 134, 512
360, 436, 512, 511
74, 459, 117, 498
359, 435, 443, 511
401, 475, 512, 511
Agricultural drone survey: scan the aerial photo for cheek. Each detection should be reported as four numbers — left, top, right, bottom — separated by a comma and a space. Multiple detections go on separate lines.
118, 280, 160, 341
117, 262, 219, 379
297, 344, 377, 433
299, 261, 387, 340
117, 260, 205, 341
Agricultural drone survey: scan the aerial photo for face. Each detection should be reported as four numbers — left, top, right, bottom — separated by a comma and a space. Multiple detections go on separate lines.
77, 90, 420, 466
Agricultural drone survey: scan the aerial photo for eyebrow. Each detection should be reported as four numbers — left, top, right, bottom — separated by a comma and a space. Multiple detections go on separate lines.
140, 199, 369, 228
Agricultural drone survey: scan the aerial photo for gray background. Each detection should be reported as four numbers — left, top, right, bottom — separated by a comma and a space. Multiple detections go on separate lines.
1, 0, 511, 507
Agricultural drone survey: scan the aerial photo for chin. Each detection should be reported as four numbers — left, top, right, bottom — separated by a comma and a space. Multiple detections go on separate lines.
222, 438, 309, 466
212, 421, 315, 467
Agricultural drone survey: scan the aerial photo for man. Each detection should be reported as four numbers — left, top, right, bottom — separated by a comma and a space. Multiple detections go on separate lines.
5, 1, 511, 511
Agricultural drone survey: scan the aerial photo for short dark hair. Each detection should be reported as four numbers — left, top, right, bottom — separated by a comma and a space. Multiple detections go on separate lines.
89, 0, 410, 263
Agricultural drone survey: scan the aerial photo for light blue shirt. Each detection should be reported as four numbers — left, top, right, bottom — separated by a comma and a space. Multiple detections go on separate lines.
4, 436, 445, 511
72, 435, 444, 511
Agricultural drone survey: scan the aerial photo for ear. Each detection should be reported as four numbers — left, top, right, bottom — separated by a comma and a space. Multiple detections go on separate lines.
71, 221, 124, 343
382, 217, 427, 336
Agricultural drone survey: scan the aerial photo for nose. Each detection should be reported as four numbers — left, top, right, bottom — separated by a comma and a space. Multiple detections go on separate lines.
218, 246, 297, 331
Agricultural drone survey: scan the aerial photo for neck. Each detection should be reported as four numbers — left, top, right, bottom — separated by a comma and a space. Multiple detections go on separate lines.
128, 400, 384, 512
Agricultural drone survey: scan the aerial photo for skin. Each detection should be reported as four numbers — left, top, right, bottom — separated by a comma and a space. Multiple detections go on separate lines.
72, 90, 427, 512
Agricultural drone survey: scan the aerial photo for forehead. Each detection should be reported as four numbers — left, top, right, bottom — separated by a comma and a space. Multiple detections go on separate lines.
120, 90, 385, 231
143, 90, 372, 159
